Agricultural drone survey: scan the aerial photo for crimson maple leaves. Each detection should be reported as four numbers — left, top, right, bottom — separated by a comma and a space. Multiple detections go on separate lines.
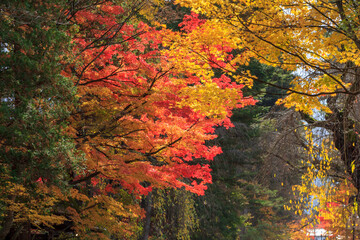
67, 3, 255, 197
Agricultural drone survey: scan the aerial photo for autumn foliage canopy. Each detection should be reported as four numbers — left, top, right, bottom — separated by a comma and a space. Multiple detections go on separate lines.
5, 0, 360, 238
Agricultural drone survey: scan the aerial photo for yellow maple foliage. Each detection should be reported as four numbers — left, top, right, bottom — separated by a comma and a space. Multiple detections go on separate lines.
174, 0, 360, 115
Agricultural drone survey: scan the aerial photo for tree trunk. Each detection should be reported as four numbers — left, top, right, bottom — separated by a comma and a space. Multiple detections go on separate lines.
0, 210, 14, 240
141, 192, 152, 240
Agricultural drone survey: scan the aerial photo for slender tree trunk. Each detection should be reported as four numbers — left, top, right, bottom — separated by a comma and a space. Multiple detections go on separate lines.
0, 210, 14, 240
10, 225, 23, 240
353, 217, 356, 240
141, 192, 152, 240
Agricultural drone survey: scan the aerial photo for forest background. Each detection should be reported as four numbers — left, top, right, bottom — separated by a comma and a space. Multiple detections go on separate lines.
1, 0, 360, 239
